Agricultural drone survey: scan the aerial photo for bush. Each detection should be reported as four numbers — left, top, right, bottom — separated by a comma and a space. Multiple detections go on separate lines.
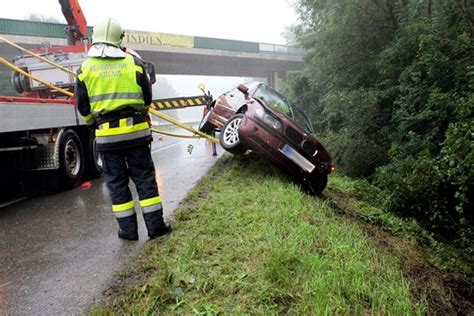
320, 89, 390, 177
376, 154, 461, 239
438, 121, 474, 226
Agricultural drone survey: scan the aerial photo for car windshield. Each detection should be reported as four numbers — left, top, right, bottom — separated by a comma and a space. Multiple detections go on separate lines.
253, 84, 291, 116
290, 103, 314, 134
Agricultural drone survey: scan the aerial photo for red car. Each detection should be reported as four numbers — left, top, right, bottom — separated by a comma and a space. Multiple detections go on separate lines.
199, 82, 332, 194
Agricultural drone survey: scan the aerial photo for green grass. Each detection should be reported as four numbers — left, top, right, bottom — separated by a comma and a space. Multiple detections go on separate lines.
329, 174, 474, 283
91, 154, 428, 315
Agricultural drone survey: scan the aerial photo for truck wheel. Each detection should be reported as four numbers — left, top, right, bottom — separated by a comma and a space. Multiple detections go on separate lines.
58, 129, 84, 188
85, 131, 103, 178
219, 114, 246, 154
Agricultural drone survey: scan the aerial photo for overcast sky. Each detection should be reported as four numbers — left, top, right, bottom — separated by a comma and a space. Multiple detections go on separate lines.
0, 0, 298, 45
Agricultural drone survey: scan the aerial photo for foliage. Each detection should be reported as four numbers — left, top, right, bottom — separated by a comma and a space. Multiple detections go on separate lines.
285, 0, 474, 240
322, 88, 391, 177
438, 120, 474, 226
376, 153, 455, 234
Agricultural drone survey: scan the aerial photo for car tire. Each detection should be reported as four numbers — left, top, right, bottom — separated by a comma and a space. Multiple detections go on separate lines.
198, 109, 215, 134
306, 174, 328, 195
219, 113, 246, 154
58, 129, 84, 189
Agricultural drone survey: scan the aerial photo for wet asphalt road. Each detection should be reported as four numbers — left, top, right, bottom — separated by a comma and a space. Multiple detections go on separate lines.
0, 134, 222, 315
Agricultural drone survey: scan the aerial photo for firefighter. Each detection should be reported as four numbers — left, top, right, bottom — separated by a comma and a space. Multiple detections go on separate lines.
74, 17, 171, 240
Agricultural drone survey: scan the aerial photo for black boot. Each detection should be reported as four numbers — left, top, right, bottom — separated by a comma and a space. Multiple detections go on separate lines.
116, 214, 139, 241
148, 224, 172, 239
143, 209, 172, 239
118, 229, 139, 241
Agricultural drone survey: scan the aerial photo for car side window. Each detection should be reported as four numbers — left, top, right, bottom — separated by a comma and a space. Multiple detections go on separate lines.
291, 103, 314, 134
254, 85, 291, 116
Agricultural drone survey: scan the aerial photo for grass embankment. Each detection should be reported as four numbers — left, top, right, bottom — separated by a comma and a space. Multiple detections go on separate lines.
92, 154, 472, 315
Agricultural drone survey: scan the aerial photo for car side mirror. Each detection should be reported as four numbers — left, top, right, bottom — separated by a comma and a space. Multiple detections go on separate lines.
237, 84, 249, 96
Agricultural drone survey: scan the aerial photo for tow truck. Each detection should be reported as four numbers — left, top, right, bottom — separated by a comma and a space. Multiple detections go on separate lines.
0, 0, 101, 202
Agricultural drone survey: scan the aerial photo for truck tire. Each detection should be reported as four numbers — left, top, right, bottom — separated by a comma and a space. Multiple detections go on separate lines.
58, 129, 84, 188
84, 131, 103, 178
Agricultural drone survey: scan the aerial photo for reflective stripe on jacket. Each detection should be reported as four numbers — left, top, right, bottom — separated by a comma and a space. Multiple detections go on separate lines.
95, 117, 150, 145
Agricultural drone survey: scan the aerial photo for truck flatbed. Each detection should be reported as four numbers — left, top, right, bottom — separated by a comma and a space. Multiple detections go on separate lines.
0, 97, 84, 133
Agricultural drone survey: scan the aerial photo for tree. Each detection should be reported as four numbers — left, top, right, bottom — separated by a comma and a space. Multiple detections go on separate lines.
285, 0, 397, 176
457, 0, 474, 38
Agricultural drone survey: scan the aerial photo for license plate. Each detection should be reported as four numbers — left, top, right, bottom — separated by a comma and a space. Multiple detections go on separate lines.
279, 144, 315, 173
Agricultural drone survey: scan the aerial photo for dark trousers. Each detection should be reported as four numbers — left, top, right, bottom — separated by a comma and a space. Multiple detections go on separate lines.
100, 144, 166, 235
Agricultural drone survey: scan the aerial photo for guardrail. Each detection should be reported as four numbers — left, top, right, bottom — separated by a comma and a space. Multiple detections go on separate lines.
259, 43, 306, 56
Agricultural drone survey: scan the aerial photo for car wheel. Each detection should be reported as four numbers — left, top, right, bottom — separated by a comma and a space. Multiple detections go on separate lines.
219, 113, 246, 154
198, 108, 215, 134
58, 129, 84, 188
306, 174, 328, 195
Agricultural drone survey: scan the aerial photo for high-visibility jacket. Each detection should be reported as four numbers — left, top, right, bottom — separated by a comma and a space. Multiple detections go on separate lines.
75, 53, 153, 151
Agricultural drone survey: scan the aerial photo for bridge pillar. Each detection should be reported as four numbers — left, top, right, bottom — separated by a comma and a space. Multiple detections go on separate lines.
268, 71, 280, 91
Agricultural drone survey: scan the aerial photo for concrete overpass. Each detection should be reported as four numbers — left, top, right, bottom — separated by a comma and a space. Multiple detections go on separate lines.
0, 18, 304, 89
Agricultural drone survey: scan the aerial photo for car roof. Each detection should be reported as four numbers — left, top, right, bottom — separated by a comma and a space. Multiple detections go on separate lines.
243, 81, 262, 92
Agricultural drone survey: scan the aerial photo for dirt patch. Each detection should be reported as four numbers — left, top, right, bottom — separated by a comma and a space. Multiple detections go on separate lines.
324, 187, 474, 315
